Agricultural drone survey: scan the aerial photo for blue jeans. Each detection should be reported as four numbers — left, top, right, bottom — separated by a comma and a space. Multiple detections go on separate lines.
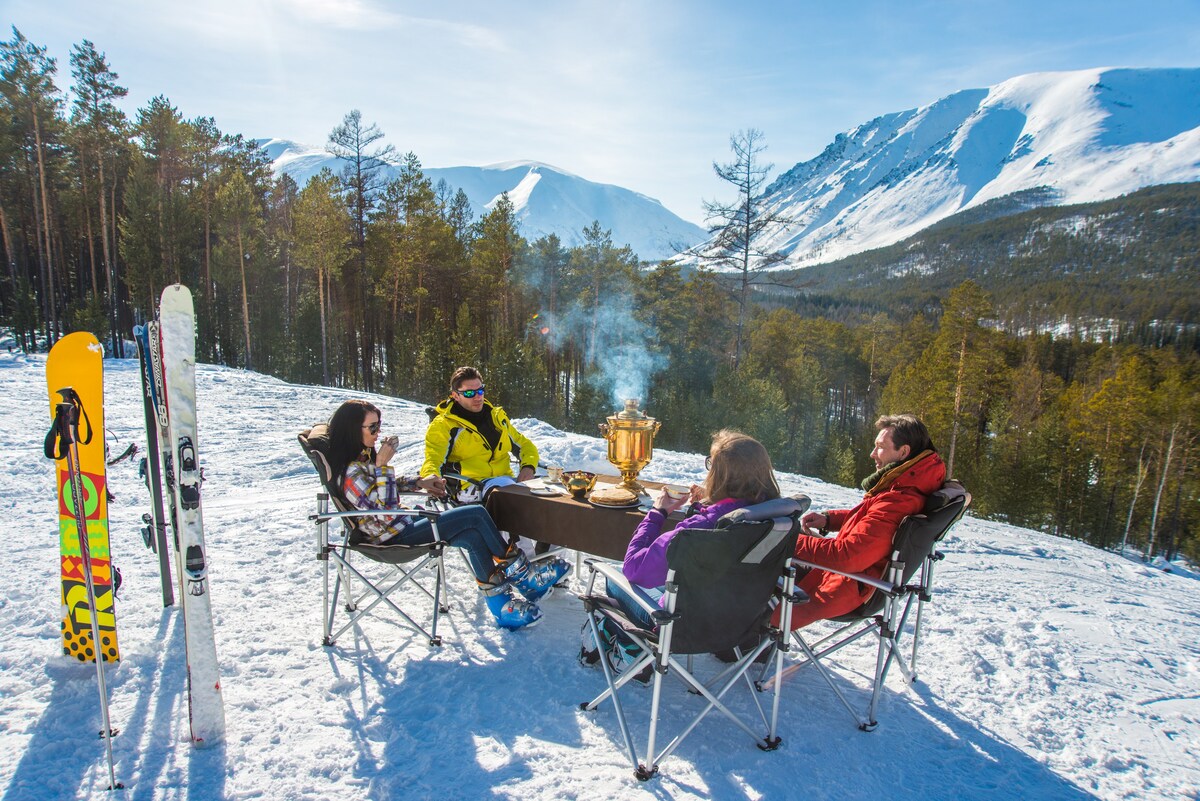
397, 505, 509, 584
606, 578, 665, 631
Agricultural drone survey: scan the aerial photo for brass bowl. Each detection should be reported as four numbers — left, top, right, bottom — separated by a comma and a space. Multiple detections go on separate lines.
563, 470, 597, 499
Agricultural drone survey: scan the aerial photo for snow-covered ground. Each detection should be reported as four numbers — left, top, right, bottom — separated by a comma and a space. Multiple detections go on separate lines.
2, 351, 1197, 800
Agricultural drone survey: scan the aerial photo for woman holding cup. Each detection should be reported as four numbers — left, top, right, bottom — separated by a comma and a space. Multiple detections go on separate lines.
327, 399, 561, 630
581, 430, 781, 673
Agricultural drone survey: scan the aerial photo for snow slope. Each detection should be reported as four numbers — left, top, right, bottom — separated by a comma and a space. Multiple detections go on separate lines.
2, 351, 1198, 800
260, 139, 707, 261
714, 67, 1200, 269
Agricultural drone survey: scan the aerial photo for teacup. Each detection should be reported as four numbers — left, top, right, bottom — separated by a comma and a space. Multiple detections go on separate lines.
546, 466, 564, 485
660, 484, 689, 502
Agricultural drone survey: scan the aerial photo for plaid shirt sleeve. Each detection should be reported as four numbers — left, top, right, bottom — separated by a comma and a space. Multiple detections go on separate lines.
342, 461, 415, 543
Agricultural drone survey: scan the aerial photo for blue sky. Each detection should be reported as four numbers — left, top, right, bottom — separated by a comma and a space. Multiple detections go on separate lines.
6, 0, 1200, 223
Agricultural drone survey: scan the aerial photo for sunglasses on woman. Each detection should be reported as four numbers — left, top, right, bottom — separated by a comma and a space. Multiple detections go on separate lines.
456, 386, 486, 398
363, 421, 381, 434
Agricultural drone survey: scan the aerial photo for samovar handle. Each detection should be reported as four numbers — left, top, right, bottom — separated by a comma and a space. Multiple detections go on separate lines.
599, 422, 611, 440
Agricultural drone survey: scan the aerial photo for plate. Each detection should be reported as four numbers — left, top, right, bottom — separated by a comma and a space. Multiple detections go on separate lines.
588, 498, 642, 509
529, 486, 567, 497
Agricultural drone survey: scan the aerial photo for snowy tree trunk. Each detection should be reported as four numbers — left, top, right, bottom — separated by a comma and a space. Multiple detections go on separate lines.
1145, 425, 1177, 560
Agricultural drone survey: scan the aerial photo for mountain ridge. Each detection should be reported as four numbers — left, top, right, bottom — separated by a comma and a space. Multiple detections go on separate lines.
260, 139, 707, 260
734, 67, 1200, 270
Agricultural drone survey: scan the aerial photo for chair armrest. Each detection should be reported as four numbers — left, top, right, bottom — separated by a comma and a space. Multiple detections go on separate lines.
792, 559, 898, 594
443, 471, 481, 487
584, 561, 662, 618
311, 506, 441, 524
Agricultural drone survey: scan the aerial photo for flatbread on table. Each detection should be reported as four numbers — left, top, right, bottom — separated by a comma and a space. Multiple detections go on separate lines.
589, 486, 638, 506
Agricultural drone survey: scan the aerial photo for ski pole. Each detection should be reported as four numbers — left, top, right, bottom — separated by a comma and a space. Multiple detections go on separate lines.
48, 388, 123, 791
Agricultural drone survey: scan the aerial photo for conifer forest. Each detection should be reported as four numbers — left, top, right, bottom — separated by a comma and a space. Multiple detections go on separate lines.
3, 29, 1197, 562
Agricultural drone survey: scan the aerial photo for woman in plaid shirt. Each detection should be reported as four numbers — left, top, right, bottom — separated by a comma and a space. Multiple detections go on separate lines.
328, 400, 560, 630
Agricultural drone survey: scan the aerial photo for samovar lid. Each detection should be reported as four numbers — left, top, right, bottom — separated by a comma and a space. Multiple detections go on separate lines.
613, 398, 652, 421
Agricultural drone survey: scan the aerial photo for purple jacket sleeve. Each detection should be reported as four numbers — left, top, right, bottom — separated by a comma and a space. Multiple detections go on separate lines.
622, 498, 748, 589
623, 509, 674, 588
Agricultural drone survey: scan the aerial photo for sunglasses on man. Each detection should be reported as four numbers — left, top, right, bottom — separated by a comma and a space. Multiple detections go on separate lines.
456, 386, 486, 399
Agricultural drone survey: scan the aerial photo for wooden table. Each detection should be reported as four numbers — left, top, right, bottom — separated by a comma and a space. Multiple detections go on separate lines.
484, 477, 682, 561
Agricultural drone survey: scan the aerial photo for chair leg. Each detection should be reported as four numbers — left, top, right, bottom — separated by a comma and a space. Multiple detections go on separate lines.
791, 630, 876, 730
427, 552, 443, 646
326, 553, 442, 645
580, 615, 640, 772
908, 556, 936, 679
642, 623, 671, 780
318, 510, 334, 646
438, 552, 450, 613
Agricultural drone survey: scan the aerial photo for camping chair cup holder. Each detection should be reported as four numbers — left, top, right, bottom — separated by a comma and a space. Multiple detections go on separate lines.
299, 425, 450, 649
776, 480, 971, 732
578, 497, 808, 781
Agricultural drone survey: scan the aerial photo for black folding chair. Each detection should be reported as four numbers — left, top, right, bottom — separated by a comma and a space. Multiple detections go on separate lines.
579, 506, 806, 780
298, 425, 449, 648
778, 480, 971, 730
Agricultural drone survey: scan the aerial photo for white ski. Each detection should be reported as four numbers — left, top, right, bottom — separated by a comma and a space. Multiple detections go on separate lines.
159, 284, 226, 746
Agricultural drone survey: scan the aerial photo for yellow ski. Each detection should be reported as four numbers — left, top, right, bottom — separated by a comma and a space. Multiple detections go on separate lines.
45, 332, 119, 663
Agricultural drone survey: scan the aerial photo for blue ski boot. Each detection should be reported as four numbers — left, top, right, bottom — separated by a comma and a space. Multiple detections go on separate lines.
515, 556, 571, 601
484, 591, 542, 630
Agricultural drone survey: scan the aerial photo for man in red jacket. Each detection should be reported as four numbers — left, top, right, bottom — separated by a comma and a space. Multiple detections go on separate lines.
783, 414, 946, 630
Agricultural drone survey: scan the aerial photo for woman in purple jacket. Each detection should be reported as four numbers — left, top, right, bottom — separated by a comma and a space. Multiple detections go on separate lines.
611, 429, 782, 629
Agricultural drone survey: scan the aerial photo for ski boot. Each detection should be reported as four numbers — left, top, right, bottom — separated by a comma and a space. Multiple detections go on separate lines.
516, 556, 571, 601
483, 589, 542, 630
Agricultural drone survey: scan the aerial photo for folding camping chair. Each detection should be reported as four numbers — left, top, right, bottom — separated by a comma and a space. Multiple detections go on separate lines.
579, 505, 806, 780
298, 425, 449, 648
777, 480, 971, 731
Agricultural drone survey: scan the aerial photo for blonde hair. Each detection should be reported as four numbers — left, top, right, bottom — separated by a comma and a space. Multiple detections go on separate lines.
704, 429, 780, 504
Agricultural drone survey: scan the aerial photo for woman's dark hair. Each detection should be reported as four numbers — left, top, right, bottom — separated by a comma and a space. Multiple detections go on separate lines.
328, 399, 380, 481
704, 429, 781, 504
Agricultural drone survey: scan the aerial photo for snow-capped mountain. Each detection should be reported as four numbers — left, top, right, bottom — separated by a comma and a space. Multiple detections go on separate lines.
742, 67, 1200, 269
260, 139, 706, 261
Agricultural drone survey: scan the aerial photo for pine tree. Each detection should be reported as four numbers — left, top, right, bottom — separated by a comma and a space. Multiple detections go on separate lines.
293, 168, 350, 385
68, 39, 127, 354
1, 27, 65, 341
696, 129, 789, 369
882, 281, 1008, 479
215, 171, 261, 369
327, 109, 395, 391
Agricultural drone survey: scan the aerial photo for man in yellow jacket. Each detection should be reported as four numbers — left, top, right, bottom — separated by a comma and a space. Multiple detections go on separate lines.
418, 366, 569, 593
417, 366, 539, 498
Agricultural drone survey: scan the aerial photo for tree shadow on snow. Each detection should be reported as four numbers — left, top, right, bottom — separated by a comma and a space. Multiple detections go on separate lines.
1, 660, 119, 801
3, 611, 192, 801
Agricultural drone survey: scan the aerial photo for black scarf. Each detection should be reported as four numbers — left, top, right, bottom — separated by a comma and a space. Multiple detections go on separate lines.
452, 402, 501, 451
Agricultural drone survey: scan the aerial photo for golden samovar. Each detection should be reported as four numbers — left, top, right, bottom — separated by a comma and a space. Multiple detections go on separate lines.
599, 399, 661, 492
